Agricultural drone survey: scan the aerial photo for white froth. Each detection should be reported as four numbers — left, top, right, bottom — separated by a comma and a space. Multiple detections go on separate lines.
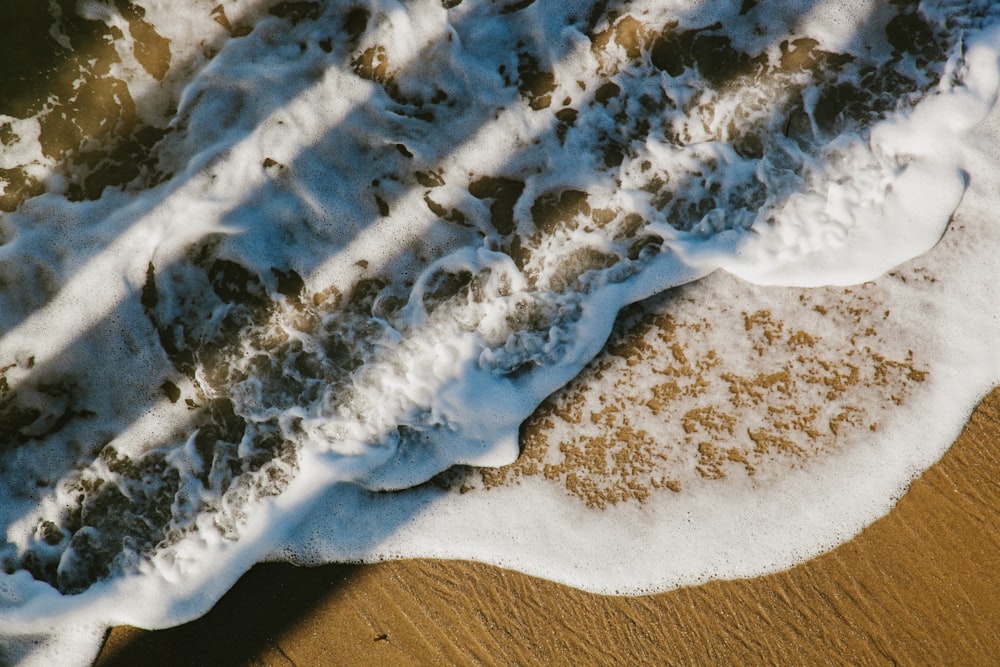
1, 2, 999, 664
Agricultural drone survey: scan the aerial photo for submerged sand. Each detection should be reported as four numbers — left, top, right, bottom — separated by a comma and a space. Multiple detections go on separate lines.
95, 386, 1000, 665
0, 3, 992, 663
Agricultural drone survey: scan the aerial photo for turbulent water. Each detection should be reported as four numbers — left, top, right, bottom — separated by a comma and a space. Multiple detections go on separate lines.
1, 0, 999, 664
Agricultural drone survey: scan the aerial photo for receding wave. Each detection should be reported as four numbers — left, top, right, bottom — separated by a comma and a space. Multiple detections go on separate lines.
1, 1, 999, 664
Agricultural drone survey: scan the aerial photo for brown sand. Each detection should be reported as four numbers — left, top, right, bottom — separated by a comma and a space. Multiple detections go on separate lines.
95, 387, 1000, 666
5, 5, 991, 665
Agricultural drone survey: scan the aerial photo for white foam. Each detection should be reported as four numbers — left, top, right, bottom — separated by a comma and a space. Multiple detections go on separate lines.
1, 1, 998, 664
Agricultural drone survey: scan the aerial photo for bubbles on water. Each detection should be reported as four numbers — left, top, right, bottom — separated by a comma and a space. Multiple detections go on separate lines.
0, 2, 996, 658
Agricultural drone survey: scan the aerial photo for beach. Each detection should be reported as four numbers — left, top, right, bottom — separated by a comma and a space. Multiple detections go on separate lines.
0, 2, 998, 664
96, 386, 1000, 665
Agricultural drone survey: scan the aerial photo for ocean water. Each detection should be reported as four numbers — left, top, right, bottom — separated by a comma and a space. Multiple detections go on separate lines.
0, 0, 998, 663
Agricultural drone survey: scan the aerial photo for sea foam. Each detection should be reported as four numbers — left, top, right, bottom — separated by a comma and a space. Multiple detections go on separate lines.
1, 1, 998, 664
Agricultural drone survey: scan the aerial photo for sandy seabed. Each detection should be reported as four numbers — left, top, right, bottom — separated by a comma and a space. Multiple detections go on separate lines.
93, 387, 1000, 666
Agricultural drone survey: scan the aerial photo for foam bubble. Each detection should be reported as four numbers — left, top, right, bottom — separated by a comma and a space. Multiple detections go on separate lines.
1, 1, 998, 663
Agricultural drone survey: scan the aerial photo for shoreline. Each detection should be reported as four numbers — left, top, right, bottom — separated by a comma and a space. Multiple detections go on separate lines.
0, 4, 992, 664
95, 387, 1000, 665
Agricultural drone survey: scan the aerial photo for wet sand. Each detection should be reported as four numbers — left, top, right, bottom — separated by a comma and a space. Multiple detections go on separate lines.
1, 5, 993, 664
95, 387, 1000, 665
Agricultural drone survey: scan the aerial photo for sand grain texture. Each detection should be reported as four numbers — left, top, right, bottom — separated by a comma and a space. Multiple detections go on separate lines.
96, 388, 1000, 666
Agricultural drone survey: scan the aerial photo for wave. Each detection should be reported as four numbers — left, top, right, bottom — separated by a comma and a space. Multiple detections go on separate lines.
1, 1, 998, 663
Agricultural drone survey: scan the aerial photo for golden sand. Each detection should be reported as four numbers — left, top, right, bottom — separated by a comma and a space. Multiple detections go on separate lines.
1, 6, 990, 664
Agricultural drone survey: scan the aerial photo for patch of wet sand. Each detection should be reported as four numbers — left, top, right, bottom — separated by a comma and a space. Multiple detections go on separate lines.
95, 386, 1000, 665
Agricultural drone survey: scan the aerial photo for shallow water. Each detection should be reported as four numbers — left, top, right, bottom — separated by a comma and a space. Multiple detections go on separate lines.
0, 1, 998, 664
